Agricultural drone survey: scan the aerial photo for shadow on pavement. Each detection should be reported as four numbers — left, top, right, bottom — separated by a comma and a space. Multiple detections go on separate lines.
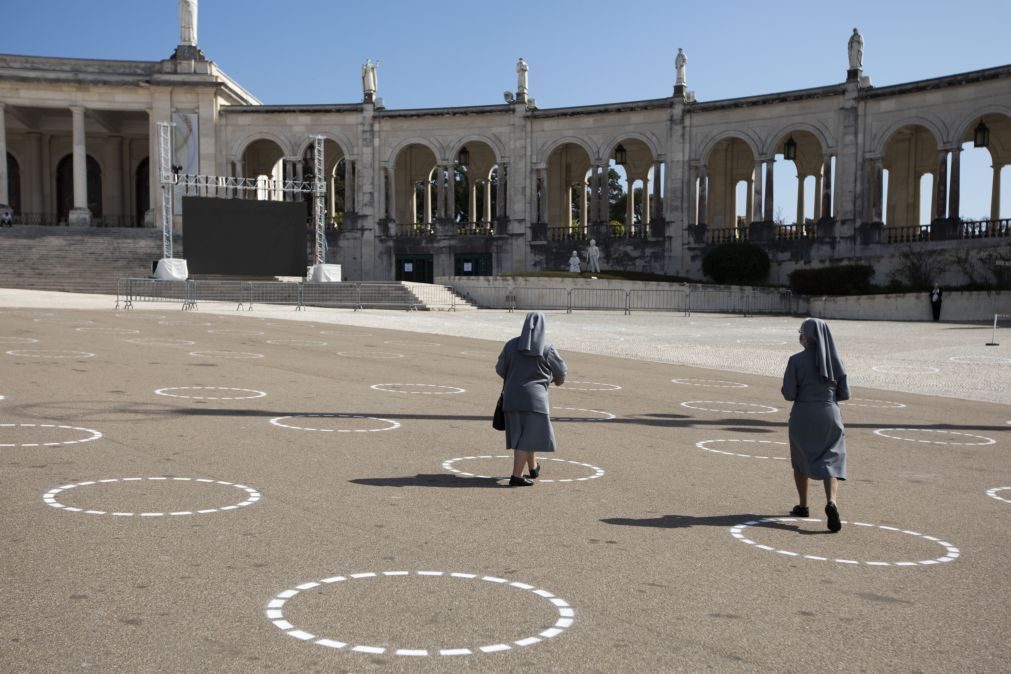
350, 473, 504, 489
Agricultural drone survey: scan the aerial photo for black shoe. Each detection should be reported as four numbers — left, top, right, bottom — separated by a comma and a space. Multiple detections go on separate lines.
825, 501, 842, 532
789, 505, 809, 517
528, 464, 541, 479
509, 475, 533, 487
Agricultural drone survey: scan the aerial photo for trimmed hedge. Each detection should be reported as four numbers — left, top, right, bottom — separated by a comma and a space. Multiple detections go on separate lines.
788, 264, 874, 295
702, 243, 770, 285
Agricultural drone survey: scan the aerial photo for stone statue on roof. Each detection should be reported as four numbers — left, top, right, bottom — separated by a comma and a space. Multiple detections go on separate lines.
848, 28, 863, 70
180, 0, 198, 46
517, 58, 529, 97
675, 48, 687, 87
362, 59, 378, 99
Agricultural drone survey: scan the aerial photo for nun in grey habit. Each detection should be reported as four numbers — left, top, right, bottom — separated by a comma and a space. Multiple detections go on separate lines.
496, 312, 567, 486
781, 318, 849, 532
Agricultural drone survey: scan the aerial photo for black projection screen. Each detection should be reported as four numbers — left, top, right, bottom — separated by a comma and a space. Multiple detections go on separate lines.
183, 197, 307, 276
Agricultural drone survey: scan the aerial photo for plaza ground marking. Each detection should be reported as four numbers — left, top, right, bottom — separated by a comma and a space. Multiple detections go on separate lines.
0, 423, 103, 447
154, 387, 268, 400
696, 439, 788, 461
370, 383, 465, 395
270, 414, 401, 433
43, 477, 260, 516
681, 401, 779, 414
442, 455, 605, 483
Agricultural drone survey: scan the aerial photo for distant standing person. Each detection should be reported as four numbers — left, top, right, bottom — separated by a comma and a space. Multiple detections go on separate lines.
0, 210, 12, 227
930, 283, 943, 321
781, 318, 849, 532
496, 312, 567, 486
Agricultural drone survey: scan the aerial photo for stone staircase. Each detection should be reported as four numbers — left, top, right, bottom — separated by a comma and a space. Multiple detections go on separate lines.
402, 281, 479, 311
0, 226, 163, 295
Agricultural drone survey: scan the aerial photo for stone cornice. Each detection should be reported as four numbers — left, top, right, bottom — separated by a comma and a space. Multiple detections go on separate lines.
531, 97, 673, 118
224, 104, 363, 114
859, 64, 1011, 99
690, 85, 845, 112
378, 104, 511, 118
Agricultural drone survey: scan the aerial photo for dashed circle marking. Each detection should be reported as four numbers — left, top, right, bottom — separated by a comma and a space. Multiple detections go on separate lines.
949, 355, 1011, 365
270, 414, 401, 433
696, 439, 788, 460
0, 337, 39, 344
442, 455, 605, 483
986, 487, 1011, 504
5, 349, 95, 359
680, 401, 779, 414
371, 383, 465, 395
42, 477, 261, 516
562, 380, 621, 392
189, 351, 264, 359
33, 317, 94, 326
154, 387, 268, 400
873, 428, 996, 446
872, 364, 939, 375
75, 327, 140, 335
266, 570, 575, 656
671, 378, 748, 388
735, 339, 787, 346
551, 407, 616, 422
384, 340, 441, 347
208, 329, 264, 336
336, 351, 404, 360
840, 398, 907, 409
0, 423, 103, 447
125, 337, 195, 346
266, 339, 328, 347
322, 330, 373, 337
158, 320, 212, 327
460, 350, 493, 357
729, 517, 960, 566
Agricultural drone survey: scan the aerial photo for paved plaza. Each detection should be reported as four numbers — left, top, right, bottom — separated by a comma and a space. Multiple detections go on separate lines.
1, 289, 1008, 672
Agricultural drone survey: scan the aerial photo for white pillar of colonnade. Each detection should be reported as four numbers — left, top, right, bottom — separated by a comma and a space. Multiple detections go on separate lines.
0, 103, 8, 206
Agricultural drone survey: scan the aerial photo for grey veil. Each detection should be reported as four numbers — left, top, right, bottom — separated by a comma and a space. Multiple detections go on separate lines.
801, 318, 846, 383
518, 311, 548, 356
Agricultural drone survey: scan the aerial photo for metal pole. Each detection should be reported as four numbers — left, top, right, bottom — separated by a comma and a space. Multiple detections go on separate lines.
314, 136, 326, 266
157, 122, 175, 259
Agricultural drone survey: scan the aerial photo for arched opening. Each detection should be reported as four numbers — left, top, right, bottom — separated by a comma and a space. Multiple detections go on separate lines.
607, 138, 656, 237
241, 139, 285, 202
453, 141, 499, 233
703, 137, 755, 231
772, 130, 826, 234
392, 144, 438, 232
6, 152, 21, 216
301, 139, 344, 227
135, 158, 149, 227
545, 143, 592, 238
881, 124, 939, 228
957, 113, 1011, 226
56, 154, 102, 222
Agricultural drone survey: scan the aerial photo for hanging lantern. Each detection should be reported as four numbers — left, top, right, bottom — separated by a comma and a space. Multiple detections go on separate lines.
458, 145, 470, 166
613, 143, 628, 165
783, 136, 797, 161
974, 121, 990, 148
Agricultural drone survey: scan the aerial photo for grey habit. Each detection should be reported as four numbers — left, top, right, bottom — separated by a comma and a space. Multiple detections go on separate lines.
496, 312, 567, 452
781, 318, 849, 480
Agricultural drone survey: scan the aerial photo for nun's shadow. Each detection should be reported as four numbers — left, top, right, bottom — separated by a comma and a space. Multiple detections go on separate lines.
602, 513, 833, 535
350, 474, 504, 489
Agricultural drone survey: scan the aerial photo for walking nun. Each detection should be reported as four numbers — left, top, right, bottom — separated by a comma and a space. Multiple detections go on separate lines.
496, 312, 567, 486
781, 318, 849, 532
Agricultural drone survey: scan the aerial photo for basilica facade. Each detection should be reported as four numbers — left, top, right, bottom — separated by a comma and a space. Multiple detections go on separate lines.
1, 5, 1009, 284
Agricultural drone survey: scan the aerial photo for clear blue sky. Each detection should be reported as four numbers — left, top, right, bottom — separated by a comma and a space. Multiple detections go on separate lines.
4, 0, 1010, 219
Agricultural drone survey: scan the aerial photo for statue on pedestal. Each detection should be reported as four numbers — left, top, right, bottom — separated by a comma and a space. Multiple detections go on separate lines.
516, 58, 529, 97
675, 48, 688, 87
179, 0, 198, 46
585, 239, 601, 273
848, 28, 863, 70
568, 250, 581, 273
362, 59, 378, 99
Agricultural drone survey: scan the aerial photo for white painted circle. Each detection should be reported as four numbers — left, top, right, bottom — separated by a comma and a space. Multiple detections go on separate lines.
154, 387, 268, 400
986, 487, 1011, 504
266, 570, 574, 656
872, 364, 940, 375
125, 337, 195, 346
5, 349, 95, 359
949, 355, 1011, 365
42, 477, 260, 516
0, 394, 6, 401
443, 455, 605, 483
270, 414, 401, 433
840, 398, 907, 409
671, 378, 748, 388
322, 330, 372, 337
460, 350, 493, 357
0, 423, 103, 447
208, 329, 264, 336
551, 407, 616, 422
696, 439, 788, 461
680, 401, 779, 415
0, 337, 39, 344
336, 351, 404, 359
735, 339, 787, 346
158, 320, 212, 326
115, 313, 167, 320
33, 317, 94, 326
729, 517, 960, 566
266, 339, 328, 347
189, 350, 264, 359
873, 428, 996, 446
562, 380, 621, 391
384, 339, 441, 347
75, 327, 140, 335
371, 383, 465, 395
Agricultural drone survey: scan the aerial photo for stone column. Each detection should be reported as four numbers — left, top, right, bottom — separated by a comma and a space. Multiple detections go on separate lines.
436, 166, 446, 220
872, 159, 884, 222
652, 161, 662, 224
483, 181, 492, 222
626, 177, 635, 227
447, 165, 456, 221
796, 173, 805, 225
935, 151, 948, 221
468, 182, 477, 223
579, 182, 588, 227
991, 165, 1002, 222
282, 158, 294, 201
752, 160, 762, 223
0, 104, 8, 206
121, 138, 132, 221
344, 159, 354, 213
388, 166, 397, 223
698, 166, 708, 224
948, 147, 961, 220
813, 174, 823, 220
69, 105, 91, 225
642, 174, 651, 224
538, 168, 548, 223
822, 156, 833, 219
496, 164, 508, 218
107, 135, 123, 222
423, 179, 432, 224
29, 132, 43, 214
763, 159, 775, 222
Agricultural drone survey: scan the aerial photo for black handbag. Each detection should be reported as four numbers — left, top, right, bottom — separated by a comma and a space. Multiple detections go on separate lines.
492, 393, 505, 431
